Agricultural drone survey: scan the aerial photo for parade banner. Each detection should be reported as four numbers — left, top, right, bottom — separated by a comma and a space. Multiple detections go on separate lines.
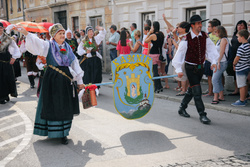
111, 54, 154, 120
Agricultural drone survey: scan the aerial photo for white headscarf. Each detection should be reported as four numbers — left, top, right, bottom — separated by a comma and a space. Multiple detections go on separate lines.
65, 28, 73, 39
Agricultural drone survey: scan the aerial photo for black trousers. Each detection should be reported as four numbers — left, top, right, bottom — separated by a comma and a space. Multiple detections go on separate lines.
179, 63, 206, 116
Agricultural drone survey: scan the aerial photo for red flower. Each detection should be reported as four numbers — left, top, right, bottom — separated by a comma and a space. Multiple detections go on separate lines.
0, 41, 1, 44
88, 41, 92, 45
72, 47, 75, 50
70, 45, 73, 48
85, 84, 97, 91
60, 48, 67, 54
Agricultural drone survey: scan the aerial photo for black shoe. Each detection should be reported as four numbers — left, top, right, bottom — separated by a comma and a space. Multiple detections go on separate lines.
6, 97, 10, 102
30, 85, 35, 88
178, 109, 190, 118
61, 137, 68, 145
200, 115, 211, 124
0, 100, 6, 104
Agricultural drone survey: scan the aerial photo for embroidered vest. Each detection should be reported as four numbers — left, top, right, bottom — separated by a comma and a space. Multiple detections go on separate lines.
185, 31, 207, 65
82, 36, 99, 52
0, 33, 12, 53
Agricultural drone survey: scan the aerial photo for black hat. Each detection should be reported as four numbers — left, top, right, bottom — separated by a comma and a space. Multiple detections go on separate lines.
109, 24, 117, 31
189, 15, 209, 24
0, 22, 3, 27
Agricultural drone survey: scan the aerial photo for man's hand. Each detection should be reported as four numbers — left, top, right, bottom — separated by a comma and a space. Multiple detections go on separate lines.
178, 72, 183, 78
10, 58, 15, 65
211, 64, 217, 73
86, 50, 91, 54
106, 41, 110, 45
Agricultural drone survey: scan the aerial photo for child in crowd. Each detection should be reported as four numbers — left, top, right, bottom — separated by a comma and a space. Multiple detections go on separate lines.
231, 29, 250, 106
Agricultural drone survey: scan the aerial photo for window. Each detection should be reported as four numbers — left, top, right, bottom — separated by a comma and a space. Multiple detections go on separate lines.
54, 11, 67, 29
72, 16, 79, 31
141, 12, 155, 32
90, 16, 102, 29
0, 0, 3, 8
186, 7, 207, 32
17, 0, 21, 12
9, 0, 13, 14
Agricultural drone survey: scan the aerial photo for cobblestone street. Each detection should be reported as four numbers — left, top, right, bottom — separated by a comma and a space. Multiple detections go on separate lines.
159, 154, 250, 167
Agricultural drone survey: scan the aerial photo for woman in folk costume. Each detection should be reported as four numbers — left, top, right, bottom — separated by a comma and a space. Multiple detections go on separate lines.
77, 26, 106, 87
14, 23, 85, 145
0, 23, 21, 104
19, 35, 39, 88
65, 28, 79, 59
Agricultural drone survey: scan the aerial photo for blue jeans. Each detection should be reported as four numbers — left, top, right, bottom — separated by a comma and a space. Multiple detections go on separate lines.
165, 53, 172, 74
212, 61, 228, 93
110, 49, 117, 61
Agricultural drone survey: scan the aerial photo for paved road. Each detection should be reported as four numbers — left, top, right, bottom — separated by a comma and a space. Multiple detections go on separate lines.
1, 68, 250, 167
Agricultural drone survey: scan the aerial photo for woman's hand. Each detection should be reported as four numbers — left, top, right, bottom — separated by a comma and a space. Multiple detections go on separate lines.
96, 25, 104, 31
10, 58, 15, 65
149, 27, 154, 34
211, 64, 217, 73
78, 84, 85, 90
13, 26, 28, 36
217, 62, 221, 70
86, 49, 91, 54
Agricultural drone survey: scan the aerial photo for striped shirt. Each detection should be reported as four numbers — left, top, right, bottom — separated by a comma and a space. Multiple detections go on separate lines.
235, 43, 250, 72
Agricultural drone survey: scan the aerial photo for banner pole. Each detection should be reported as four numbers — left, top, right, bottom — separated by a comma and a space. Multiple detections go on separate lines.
94, 74, 178, 86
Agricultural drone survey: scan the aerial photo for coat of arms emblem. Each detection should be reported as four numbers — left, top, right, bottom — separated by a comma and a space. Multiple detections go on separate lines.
111, 54, 154, 119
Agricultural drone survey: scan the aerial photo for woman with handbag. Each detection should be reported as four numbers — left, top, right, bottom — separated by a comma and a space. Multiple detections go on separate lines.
144, 21, 164, 93
14, 24, 85, 145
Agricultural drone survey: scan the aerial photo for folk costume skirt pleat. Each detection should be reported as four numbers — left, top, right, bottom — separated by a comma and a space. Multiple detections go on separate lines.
33, 66, 79, 138
0, 52, 17, 101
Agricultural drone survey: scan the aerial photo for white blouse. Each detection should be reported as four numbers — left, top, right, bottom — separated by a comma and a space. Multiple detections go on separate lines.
172, 30, 220, 74
0, 34, 21, 59
77, 29, 106, 59
25, 33, 84, 84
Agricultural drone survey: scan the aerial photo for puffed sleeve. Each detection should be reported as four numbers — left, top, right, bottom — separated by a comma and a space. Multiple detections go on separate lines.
172, 41, 188, 73
70, 58, 84, 84
205, 38, 220, 65
19, 40, 26, 53
77, 41, 86, 56
94, 29, 107, 45
8, 40, 21, 59
25, 33, 50, 57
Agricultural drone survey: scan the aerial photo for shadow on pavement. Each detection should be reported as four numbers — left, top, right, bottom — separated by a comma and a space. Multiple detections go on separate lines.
120, 130, 176, 155
33, 139, 105, 167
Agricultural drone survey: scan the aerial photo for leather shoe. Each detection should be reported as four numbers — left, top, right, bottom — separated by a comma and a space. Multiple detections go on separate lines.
200, 115, 211, 124
61, 137, 68, 145
178, 109, 190, 118
0, 100, 6, 104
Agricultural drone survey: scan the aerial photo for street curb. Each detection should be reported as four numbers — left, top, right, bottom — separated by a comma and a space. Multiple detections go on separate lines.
103, 85, 250, 117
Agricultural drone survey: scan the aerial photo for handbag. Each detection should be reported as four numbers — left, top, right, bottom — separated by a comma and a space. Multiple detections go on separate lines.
82, 89, 92, 109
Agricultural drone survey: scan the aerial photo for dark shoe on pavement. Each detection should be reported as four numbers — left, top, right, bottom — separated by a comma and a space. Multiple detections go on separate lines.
178, 109, 190, 118
200, 115, 211, 124
61, 137, 68, 145
0, 100, 6, 104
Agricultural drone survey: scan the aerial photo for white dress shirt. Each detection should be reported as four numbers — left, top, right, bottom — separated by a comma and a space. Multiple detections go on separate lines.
172, 30, 219, 73
0, 34, 21, 59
